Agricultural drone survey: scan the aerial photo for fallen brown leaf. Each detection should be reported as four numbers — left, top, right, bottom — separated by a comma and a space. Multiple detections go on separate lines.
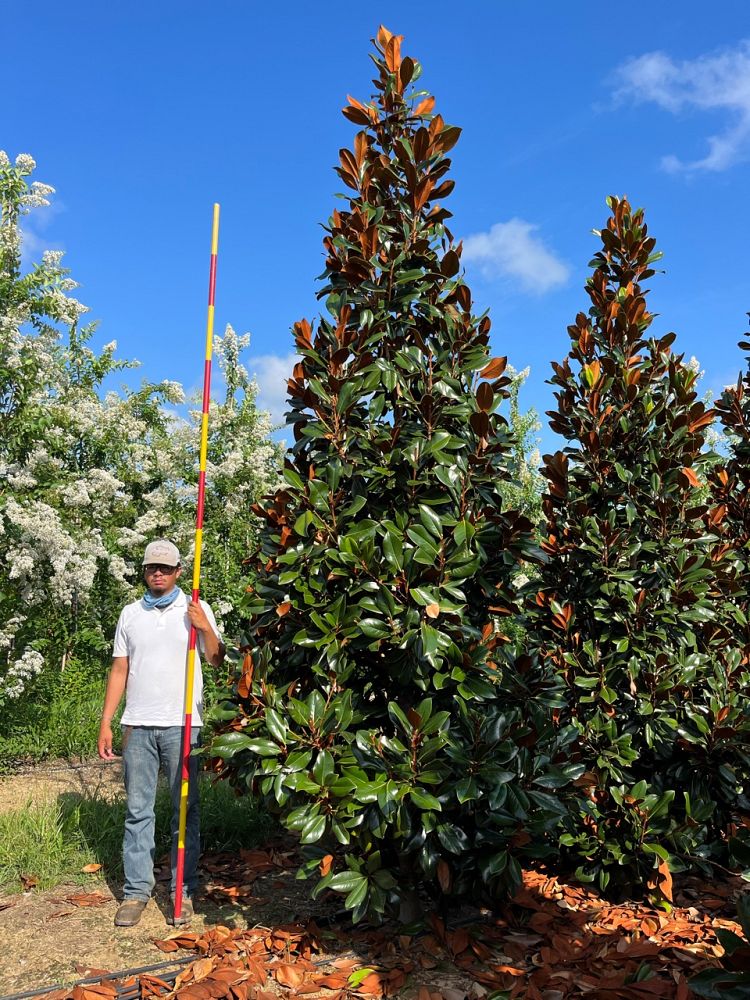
437, 859, 452, 893
319, 854, 334, 877
316, 974, 349, 989
74, 966, 113, 978
274, 964, 305, 988
65, 891, 110, 907
139, 974, 172, 994
153, 938, 180, 952
353, 972, 384, 995
190, 958, 216, 983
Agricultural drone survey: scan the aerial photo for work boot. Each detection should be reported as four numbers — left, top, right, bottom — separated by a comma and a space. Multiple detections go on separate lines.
115, 898, 148, 927
168, 894, 194, 926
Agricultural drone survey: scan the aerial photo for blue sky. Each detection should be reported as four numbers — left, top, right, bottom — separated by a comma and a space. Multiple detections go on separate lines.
4, 1, 750, 453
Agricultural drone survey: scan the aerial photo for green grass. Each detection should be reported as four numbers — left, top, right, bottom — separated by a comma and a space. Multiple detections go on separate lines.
0, 779, 274, 893
0, 668, 230, 768
0, 671, 274, 893
0, 681, 114, 767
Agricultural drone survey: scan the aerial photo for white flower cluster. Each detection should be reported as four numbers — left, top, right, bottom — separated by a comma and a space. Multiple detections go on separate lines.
161, 379, 186, 404
216, 325, 251, 390
0, 612, 38, 703
14, 153, 36, 174
108, 553, 134, 586
519, 447, 542, 485
25, 181, 55, 210
0, 616, 26, 651
0, 649, 45, 699
49, 287, 89, 324
3, 498, 108, 605
3, 463, 38, 489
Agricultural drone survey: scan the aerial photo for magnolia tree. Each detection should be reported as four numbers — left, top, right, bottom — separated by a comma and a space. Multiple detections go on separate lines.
211, 27, 574, 922
0, 152, 279, 705
706, 330, 750, 874
712, 329, 750, 650
527, 197, 750, 894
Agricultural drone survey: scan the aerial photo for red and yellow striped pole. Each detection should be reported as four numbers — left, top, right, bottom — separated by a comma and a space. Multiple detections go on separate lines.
174, 203, 220, 919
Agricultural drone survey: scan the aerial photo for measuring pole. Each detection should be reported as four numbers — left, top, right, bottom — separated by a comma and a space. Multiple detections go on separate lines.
174, 203, 220, 919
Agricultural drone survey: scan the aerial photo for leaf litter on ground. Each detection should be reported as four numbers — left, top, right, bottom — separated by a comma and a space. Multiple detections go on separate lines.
22, 852, 750, 999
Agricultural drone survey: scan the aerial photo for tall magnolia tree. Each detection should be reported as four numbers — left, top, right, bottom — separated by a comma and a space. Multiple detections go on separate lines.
712, 330, 750, 651
706, 332, 750, 870
212, 26, 573, 920
528, 196, 749, 894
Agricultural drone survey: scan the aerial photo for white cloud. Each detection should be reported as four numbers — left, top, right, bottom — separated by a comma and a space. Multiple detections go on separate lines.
614, 41, 750, 172
462, 219, 570, 294
20, 198, 65, 267
248, 352, 297, 427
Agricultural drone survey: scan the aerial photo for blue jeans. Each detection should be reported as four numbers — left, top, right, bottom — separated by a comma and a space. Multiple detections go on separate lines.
121, 725, 200, 901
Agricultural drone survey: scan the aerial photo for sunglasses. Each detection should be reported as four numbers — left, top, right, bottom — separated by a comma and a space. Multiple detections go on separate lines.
144, 563, 179, 575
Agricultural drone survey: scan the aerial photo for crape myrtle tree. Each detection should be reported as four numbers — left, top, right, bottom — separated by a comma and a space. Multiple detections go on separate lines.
210, 27, 575, 921
502, 365, 544, 529
0, 151, 278, 711
528, 196, 750, 895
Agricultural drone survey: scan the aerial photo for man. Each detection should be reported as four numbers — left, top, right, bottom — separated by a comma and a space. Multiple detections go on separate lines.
97, 539, 224, 928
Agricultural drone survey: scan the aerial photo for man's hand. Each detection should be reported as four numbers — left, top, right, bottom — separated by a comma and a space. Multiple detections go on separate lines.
98, 656, 128, 760
188, 600, 224, 667
98, 721, 116, 760
187, 600, 211, 633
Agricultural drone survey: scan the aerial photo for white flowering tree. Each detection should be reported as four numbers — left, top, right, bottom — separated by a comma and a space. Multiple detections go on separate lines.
500, 365, 544, 528
127, 326, 280, 644
0, 152, 280, 712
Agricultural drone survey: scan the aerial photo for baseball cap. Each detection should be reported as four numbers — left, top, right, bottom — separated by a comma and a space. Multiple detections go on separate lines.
142, 539, 181, 566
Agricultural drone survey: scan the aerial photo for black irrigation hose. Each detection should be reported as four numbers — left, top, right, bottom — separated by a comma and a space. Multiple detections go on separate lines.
0, 956, 194, 1000
3, 948, 375, 1000
0, 761, 116, 776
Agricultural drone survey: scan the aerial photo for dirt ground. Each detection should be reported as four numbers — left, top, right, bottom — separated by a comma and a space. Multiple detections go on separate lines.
0, 762, 475, 999
0, 867, 348, 997
0, 761, 328, 996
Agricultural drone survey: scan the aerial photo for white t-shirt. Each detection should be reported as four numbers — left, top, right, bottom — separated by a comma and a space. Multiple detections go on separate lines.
113, 590, 221, 727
